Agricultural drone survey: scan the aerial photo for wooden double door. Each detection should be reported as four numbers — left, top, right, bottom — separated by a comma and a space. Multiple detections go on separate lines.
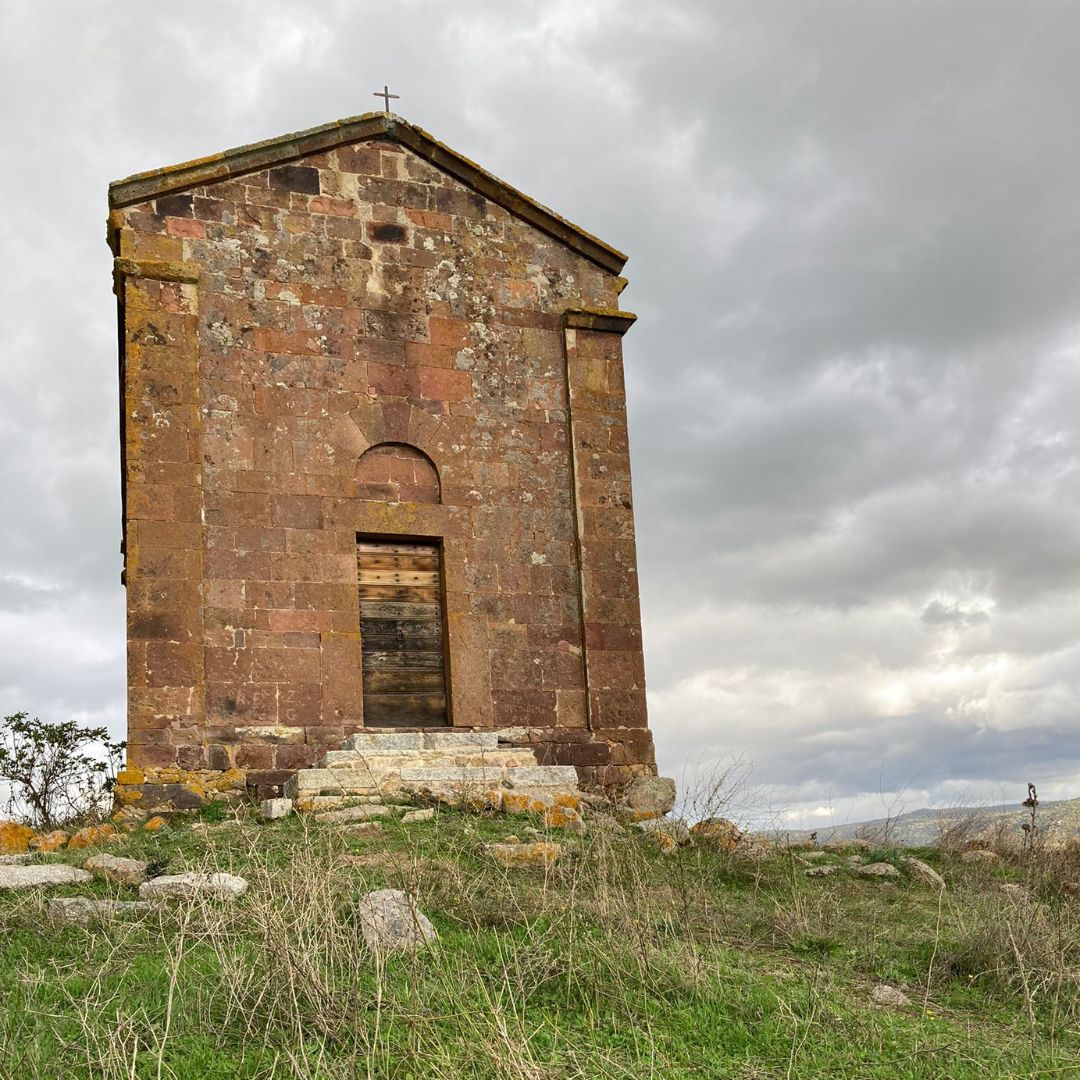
356, 539, 449, 728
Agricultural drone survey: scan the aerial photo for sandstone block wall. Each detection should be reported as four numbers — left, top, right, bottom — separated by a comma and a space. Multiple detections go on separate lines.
110, 117, 654, 799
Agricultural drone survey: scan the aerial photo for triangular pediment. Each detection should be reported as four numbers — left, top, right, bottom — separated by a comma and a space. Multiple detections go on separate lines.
109, 112, 627, 274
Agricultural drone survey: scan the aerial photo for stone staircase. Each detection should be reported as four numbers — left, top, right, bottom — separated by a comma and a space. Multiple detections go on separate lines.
283, 730, 584, 829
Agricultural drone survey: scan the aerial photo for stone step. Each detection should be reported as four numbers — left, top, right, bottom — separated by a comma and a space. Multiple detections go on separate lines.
284, 759, 581, 804
315, 747, 535, 771
340, 730, 498, 753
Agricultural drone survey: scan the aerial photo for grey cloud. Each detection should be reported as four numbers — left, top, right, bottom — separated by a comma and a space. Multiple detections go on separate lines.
3, 0, 1080, 820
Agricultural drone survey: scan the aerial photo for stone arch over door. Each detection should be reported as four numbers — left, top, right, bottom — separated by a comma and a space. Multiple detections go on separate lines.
356, 442, 441, 504
332, 400, 447, 481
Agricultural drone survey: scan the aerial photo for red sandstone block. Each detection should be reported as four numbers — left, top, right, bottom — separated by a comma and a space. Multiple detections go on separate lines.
204, 647, 253, 684
165, 216, 205, 239
203, 578, 246, 613
278, 683, 322, 725
134, 549, 200, 581
275, 743, 317, 770
144, 642, 201, 688
267, 608, 328, 632
368, 362, 420, 397
235, 744, 275, 770
336, 145, 381, 174
204, 490, 272, 527
270, 494, 324, 529
405, 341, 453, 368
420, 367, 472, 402
405, 207, 453, 231
308, 196, 355, 217
429, 317, 470, 349
249, 648, 321, 683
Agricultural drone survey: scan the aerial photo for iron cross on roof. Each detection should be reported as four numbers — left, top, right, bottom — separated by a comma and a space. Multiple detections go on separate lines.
373, 85, 400, 114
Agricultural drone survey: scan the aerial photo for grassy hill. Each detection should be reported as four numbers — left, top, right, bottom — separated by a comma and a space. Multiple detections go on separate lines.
2, 805, 1080, 1078
783, 796, 1080, 847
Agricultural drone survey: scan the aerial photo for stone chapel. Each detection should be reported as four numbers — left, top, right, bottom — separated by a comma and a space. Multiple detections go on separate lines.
108, 112, 657, 807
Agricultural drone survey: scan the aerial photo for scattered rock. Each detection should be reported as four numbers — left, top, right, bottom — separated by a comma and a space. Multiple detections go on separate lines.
543, 804, 585, 832
620, 776, 676, 819
356, 889, 438, 955
68, 824, 122, 850
29, 831, 69, 853
847, 855, 866, 866
903, 857, 946, 890
260, 798, 293, 821
804, 865, 838, 878
824, 838, 872, 853
48, 897, 154, 925
341, 822, 383, 836
0, 853, 33, 865
401, 808, 435, 824
0, 821, 36, 855
798, 850, 829, 863
314, 804, 390, 824
84, 853, 150, 887
961, 849, 1001, 866
633, 817, 691, 846
690, 818, 743, 852
139, 872, 249, 901
143, 816, 168, 832
870, 984, 911, 1008
0, 864, 93, 891
733, 836, 777, 861
487, 841, 562, 868
857, 862, 900, 880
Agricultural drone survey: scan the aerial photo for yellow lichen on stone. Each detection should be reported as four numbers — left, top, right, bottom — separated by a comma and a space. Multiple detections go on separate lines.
29, 830, 69, 852
500, 792, 531, 815
68, 823, 120, 850
116, 765, 145, 786
113, 785, 144, 806
0, 822, 36, 854
543, 805, 584, 831
143, 816, 168, 832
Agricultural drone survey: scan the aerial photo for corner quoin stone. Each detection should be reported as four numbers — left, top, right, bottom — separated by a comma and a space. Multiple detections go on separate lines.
109, 110, 659, 804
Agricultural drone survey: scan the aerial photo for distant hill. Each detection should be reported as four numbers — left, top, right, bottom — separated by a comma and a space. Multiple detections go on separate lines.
779, 796, 1080, 847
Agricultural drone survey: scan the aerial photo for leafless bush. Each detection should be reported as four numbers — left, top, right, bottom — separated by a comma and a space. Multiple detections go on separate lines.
934, 804, 992, 853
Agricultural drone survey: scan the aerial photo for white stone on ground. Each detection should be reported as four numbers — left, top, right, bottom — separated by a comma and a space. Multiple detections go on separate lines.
84, 853, 149, 886
621, 776, 676, 817
857, 862, 900, 879
633, 817, 691, 844
139, 872, 249, 900
49, 897, 154, 925
356, 888, 438, 955
314, 804, 391, 824
870, 984, 911, 1007
903, 857, 946, 890
260, 798, 293, 821
804, 865, 838, 878
401, 808, 435, 824
0, 864, 93, 890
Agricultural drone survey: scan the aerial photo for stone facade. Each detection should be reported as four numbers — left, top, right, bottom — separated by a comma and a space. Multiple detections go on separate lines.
108, 113, 655, 803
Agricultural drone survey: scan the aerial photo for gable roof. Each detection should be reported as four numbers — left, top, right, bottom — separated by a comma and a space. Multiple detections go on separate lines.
108, 112, 627, 275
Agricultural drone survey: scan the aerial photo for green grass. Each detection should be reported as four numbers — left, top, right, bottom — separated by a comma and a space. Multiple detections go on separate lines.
1, 810, 1078, 1078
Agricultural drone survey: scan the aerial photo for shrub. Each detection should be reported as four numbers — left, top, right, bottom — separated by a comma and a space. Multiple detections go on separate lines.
0, 711, 125, 830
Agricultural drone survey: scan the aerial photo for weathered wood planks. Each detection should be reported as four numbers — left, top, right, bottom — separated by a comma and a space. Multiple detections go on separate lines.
357, 540, 448, 728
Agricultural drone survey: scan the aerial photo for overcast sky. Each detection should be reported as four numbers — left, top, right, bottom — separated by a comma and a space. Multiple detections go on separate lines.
3, 1, 1080, 827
